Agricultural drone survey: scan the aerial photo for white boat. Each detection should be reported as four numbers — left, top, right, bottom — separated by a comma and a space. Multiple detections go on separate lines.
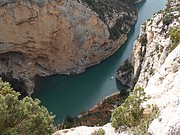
110, 76, 114, 80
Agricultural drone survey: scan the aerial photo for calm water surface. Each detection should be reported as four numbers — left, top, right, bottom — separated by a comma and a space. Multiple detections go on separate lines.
34, 0, 167, 123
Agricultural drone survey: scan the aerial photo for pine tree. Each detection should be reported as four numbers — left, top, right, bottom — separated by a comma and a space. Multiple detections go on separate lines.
0, 79, 55, 135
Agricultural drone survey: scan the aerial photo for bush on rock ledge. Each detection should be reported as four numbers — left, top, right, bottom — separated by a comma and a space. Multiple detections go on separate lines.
111, 87, 159, 134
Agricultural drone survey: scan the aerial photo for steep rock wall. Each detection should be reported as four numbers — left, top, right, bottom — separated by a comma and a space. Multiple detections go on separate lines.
117, 0, 180, 134
117, 0, 179, 88
132, 0, 179, 88
0, 0, 137, 94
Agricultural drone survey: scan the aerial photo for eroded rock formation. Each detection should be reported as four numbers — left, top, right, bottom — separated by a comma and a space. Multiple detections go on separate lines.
0, 0, 137, 94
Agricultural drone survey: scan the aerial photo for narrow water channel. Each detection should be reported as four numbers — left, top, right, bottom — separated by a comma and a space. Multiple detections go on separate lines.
34, 0, 167, 123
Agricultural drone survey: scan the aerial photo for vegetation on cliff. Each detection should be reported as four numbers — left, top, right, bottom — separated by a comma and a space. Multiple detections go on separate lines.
160, 0, 180, 52
0, 79, 55, 135
112, 87, 159, 134
91, 128, 105, 135
81, 0, 137, 40
168, 27, 180, 52
114, 0, 179, 134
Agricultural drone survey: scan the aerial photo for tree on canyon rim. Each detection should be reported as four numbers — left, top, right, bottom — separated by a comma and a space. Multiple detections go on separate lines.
0, 79, 55, 135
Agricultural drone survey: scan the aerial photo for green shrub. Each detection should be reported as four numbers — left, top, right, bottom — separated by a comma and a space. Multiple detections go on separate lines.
112, 87, 148, 129
91, 128, 105, 135
111, 87, 159, 134
133, 105, 159, 135
162, 14, 174, 25
0, 79, 55, 135
169, 27, 180, 43
169, 27, 180, 52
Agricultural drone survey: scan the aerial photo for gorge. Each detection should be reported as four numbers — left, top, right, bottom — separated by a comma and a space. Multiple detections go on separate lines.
55, 0, 180, 134
0, 0, 142, 122
34, 0, 167, 123
1, 0, 179, 134
0, 0, 137, 95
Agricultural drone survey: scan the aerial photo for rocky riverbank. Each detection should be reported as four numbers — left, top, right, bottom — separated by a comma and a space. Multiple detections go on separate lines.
0, 0, 138, 95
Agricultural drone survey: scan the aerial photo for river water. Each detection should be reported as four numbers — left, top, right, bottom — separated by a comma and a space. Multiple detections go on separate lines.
34, 0, 167, 123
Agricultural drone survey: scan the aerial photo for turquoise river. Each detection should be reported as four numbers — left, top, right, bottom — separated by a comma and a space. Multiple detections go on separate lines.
34, 0, 167, 123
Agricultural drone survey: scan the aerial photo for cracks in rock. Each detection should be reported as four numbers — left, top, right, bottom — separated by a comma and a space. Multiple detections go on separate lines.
15, 14, 38, 25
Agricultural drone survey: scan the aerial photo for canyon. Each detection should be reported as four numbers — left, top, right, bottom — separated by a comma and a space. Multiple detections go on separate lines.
1, 0, 179, 134
0, 0, 137, 95
55, 0, 180, 134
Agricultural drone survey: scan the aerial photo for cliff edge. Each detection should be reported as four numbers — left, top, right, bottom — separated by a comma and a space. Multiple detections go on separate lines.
117, 0, 180, 134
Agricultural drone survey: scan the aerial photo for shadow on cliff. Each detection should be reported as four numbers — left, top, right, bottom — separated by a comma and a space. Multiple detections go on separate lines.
116, 79, 129, 96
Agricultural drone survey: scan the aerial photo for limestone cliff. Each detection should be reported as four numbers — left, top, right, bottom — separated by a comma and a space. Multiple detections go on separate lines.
0, 0, 137, 94
117, 0, 180, 88
117, 0, 180, 134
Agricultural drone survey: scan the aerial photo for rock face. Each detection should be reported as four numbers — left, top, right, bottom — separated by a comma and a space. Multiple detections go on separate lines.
117, 0, 180, 87
144, 44, 180, 135
118, 0, 180, 134
116, 59, 134, 87
0, 0, 137, 94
